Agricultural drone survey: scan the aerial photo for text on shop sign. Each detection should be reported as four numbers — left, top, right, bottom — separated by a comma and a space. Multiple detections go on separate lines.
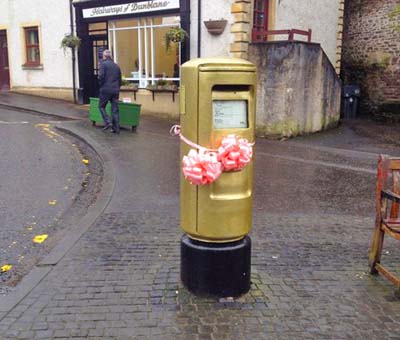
82, 0, 180, 19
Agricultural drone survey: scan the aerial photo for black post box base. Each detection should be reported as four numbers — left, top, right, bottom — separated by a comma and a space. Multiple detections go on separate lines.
181, 234, 251, 297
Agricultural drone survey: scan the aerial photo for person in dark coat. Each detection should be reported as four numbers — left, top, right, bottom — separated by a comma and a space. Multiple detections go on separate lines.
98, 50, 122, 134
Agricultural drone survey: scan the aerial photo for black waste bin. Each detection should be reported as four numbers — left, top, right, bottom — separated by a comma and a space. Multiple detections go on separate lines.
342, 85, 360, 119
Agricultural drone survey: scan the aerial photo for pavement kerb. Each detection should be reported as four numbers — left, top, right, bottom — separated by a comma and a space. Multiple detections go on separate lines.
0, 102, 83, 121
0, 122, 115, 315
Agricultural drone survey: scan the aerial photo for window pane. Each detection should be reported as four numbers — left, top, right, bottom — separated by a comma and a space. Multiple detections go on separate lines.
115, 18, 139, 28
253, 0, 269, 34
114, 28, 139, 79
140, 24, 147, 78
154, 26, 179, 79
256, 14, 264, 26
93, 43, 107, 76
27, 29, 39, 44
108, 30, 114, 58
93, 45, 97, 74
27, 47, 40, 62
145, 18, 152, 80
89, 22, 107, 35
109, 16, 181, 87
255, 0, 264, 11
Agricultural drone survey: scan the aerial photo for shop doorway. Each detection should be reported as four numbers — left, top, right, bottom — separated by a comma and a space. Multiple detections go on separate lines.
0, 30, 10, 90
80, 22, 108, 102
88, 34, 108, 97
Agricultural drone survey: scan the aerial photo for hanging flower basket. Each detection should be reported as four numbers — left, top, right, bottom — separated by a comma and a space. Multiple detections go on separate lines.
165, 27, 188, 52
60, 34, 81, 52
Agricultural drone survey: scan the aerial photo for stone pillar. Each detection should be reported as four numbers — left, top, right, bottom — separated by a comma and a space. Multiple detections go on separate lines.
335, 0, 345, 74
230, 0, 251, 59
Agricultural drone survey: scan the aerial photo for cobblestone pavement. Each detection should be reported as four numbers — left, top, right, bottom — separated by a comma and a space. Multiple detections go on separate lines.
0, 212, 399, 339
0, 118, 400, 339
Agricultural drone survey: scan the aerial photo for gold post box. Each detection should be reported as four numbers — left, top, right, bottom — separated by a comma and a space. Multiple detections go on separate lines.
180, 57, 256, 243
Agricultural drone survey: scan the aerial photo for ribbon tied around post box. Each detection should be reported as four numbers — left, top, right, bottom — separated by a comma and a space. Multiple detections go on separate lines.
170, 125, 254, 186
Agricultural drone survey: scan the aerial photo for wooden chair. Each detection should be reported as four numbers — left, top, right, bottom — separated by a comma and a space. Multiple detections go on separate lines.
369, 155, 400, 289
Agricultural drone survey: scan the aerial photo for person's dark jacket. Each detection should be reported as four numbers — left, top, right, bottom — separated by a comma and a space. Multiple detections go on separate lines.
98, 59, 122, 95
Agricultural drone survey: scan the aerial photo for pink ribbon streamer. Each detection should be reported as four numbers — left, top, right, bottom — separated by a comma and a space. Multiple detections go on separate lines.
170, 125, 217, 151
170, 125, 253, 185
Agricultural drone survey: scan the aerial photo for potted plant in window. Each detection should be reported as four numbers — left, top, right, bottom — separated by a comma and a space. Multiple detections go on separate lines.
164, 27, 188, 52
60, 34, 81, 52
147, 79, 177, 91
120, 77, 138, 92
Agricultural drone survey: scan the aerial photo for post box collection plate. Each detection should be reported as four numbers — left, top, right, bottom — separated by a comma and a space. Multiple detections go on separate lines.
213, 100, 248, 129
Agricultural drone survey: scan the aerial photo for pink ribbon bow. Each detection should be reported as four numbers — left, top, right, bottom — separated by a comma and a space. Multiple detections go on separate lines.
170, 125, 254, 185
218, 134, 253, 171
182, 148, 223, 186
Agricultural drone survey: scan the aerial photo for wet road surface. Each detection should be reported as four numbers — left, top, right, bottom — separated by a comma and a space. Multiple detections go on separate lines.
0, 108, 96, 290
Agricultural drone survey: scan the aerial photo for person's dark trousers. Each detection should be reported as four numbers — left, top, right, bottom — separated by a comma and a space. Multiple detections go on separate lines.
99, 91, 120, 133
110, 93, 120, 133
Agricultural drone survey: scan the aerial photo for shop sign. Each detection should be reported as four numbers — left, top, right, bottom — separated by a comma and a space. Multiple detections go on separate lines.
83, 0, 180, 19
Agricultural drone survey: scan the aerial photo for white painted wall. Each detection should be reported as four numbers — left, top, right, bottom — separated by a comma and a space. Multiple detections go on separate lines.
0, 0, 74, 88
190, 0, 235, 58
274, 0, 340, 65
0, 0, 340, 93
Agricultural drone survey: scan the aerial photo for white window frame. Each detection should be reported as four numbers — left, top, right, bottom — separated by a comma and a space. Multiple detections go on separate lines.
108, 17, 181, 88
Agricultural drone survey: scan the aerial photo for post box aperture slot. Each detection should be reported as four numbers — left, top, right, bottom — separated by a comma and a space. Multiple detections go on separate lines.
212, 85, 250, 130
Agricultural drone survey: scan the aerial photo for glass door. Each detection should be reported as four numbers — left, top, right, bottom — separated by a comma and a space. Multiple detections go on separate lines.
88, 22, 108, 97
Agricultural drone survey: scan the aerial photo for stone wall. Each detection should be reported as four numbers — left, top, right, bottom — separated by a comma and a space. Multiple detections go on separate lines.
249, 42, 341, 138
230, 0, 251, 60
341, 0, 400, 117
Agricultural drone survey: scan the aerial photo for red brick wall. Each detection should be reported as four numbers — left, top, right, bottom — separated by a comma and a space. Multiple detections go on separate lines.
341, 0, 400, 116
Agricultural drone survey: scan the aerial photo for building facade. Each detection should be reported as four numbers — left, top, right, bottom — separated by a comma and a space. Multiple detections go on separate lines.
0, 0, 344, 136
0, 0, 76, 100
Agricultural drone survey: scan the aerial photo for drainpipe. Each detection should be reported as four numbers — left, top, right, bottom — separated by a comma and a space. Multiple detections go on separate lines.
197, 0, 201, 57
69, 0, 77, 104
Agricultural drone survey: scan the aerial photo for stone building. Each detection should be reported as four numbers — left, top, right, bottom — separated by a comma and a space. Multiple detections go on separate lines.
341, 0, 400, 118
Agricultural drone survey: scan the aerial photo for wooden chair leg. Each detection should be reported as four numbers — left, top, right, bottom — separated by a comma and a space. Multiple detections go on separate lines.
369, 223, 385, 275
